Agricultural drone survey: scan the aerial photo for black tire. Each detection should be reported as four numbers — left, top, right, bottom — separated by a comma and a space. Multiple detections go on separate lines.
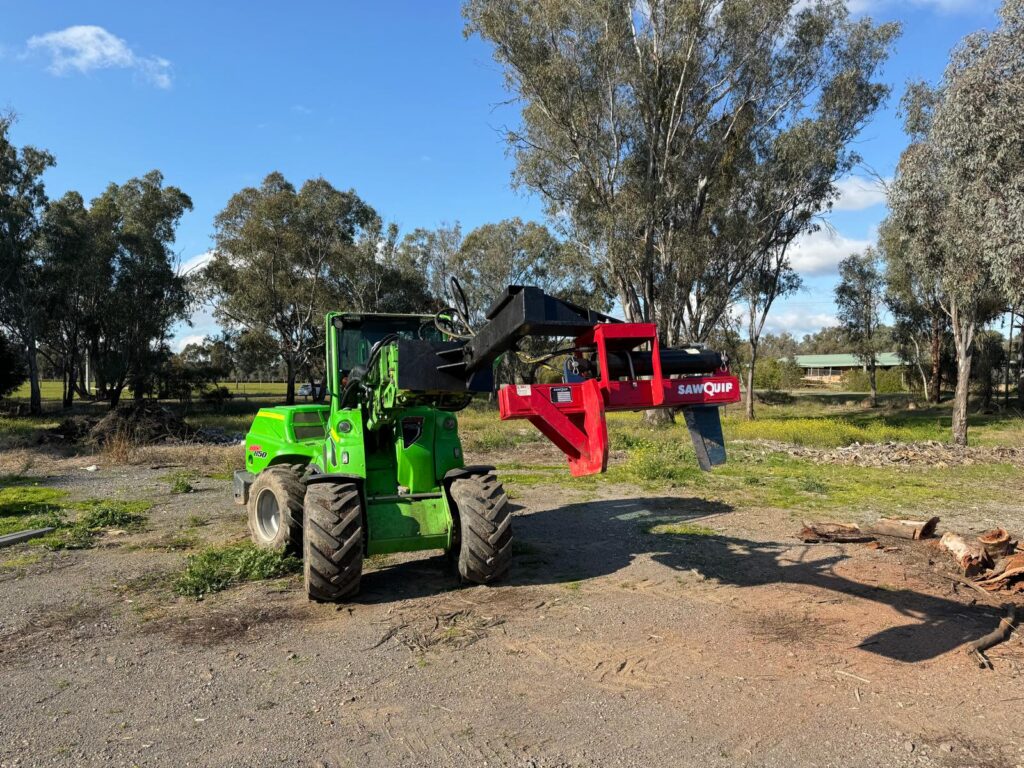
303, 482, 363, 602
449, 473, 512, 584
247, 464, 304, 554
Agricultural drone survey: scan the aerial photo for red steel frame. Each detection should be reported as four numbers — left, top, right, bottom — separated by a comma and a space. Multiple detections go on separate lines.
497, 323, 740, 476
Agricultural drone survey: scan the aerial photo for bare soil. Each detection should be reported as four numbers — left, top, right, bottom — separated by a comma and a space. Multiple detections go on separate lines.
1, 450, 1023, 768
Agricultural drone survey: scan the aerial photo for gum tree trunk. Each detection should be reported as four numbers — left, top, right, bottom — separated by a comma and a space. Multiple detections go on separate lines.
745, 343, 758, 420
950, 307, 975, 447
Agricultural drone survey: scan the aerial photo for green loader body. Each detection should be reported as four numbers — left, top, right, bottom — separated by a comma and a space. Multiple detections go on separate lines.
236, 311, 510, 601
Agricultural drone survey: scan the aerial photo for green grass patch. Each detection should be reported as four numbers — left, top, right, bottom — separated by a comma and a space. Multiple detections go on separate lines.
646, 521, 717, 536
174, 542, 301, 597
0, 551, 44, 570
0, 484, 66, 536
33, 498, 152, 550
723, 415, 947, 447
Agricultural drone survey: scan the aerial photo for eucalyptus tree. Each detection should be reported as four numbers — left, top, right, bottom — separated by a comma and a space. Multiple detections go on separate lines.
37, 191, 104, 407
741, 243, 801, 419
202, 174, 430, 404
464, 0, 898, 345
0, 115, 54, 414
84, 171, 192, 406
835, 249, 885, 406
886, 0, 1023, 444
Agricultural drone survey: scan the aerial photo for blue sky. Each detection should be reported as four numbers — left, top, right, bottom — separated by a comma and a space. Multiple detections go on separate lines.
0, 0, 1000, 349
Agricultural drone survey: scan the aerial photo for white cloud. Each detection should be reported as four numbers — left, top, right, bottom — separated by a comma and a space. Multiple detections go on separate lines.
172, 334, 205, 353
789, 228, 873, 276
763, 309, 838, 338
832, 176, 888, 211
26, 26, 172, 89
177, 250, 213, 276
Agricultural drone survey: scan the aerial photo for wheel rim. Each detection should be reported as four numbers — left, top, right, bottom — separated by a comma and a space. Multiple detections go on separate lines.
255, 489, 281, 541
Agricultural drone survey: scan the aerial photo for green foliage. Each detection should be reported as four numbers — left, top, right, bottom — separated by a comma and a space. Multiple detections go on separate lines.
201, 173, 431, 403
0, 331, 28, 398
754, 357, 805, 391
0, 114, 56, 415
620, 444, 704, 486
835, 249, 886, 402
840, 367, 908, 394
174, 542, 301, 597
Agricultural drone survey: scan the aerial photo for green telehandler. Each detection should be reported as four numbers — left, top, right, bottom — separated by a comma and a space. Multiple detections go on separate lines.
234, 284, 741, 602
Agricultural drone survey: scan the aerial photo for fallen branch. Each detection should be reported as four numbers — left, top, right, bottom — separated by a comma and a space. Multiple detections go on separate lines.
964, 605, 1017, 668
974, 553, 1024, 590
799, 522, 874, 544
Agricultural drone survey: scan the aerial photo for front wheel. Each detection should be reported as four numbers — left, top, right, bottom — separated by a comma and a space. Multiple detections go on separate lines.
449, 473, 513, 584
247, 465, 304, 554
303, 482, 363, 602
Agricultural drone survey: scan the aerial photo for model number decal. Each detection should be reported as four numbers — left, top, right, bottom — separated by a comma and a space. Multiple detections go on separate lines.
549, 386, 573, 404
248, 445, 268, 459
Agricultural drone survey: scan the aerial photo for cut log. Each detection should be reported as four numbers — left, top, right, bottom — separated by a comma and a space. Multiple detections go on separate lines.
978, 528, 1014, 559
799, 522, 874, 544
864, 516, 940, 540
940, 532, 992, 576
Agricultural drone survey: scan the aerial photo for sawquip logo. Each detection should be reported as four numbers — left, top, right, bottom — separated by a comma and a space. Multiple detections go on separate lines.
677, 380, 734, 397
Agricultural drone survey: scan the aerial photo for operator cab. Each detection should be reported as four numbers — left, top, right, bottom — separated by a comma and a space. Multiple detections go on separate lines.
334, 314, 442, 377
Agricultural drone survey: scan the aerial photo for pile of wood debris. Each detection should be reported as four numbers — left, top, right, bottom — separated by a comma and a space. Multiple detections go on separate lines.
799, 516, 1021, 665
800, 517, 1023, 593
780, 441, 1024, 468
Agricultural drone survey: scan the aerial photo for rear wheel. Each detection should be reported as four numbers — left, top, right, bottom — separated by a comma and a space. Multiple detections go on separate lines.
449, 473, 512, 584
303, 482, 363, 602
247, 465, 304, 554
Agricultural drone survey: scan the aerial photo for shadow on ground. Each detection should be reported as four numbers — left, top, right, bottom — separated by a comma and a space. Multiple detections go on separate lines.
357, 495, 999, 663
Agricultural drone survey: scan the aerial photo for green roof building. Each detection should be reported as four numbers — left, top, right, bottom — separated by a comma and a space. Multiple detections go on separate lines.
790, 353, 904, 383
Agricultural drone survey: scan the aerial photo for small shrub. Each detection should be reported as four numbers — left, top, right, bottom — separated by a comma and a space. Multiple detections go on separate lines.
174, 542, 301, 597
840, 367, 908, 394
166, 471, 195, 494
200, 386, 234, 405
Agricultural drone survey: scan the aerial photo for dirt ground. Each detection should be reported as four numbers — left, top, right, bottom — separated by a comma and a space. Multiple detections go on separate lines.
2, 449, 1023, 768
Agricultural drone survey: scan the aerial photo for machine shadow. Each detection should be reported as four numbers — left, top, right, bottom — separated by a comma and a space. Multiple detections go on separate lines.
357, 495, 999, 662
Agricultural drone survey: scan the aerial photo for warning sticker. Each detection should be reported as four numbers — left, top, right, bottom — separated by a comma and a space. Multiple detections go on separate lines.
516, 384, 532, 396
549, 386, 573, 404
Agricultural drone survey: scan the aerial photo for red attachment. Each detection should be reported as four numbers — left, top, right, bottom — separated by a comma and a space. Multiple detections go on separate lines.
497, 323, 741, 476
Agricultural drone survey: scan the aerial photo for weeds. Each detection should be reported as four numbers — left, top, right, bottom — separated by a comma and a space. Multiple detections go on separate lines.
76, 499, 150, 529
174, 542, 301, 597
165, 471, 196, 494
